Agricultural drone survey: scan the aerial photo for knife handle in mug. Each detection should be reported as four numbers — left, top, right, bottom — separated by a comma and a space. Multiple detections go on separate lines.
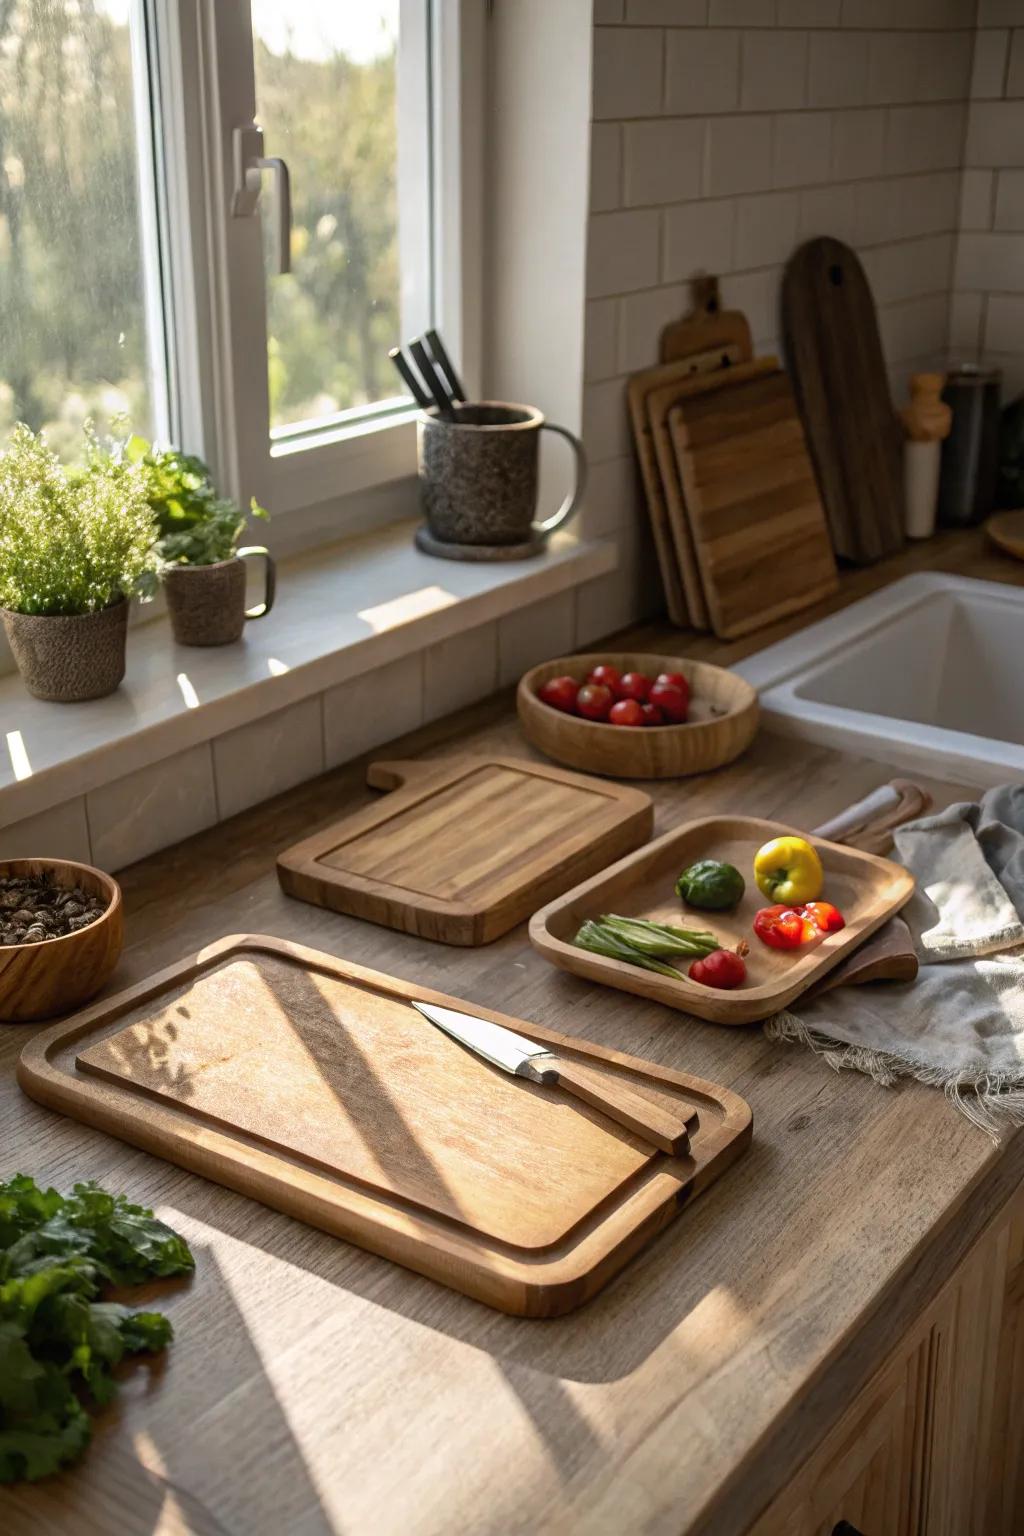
532, 1057, 693, 1155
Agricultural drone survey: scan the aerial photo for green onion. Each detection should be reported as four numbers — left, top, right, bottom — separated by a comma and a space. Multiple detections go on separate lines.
597, 914, 720, 957
573, 919, 686, 979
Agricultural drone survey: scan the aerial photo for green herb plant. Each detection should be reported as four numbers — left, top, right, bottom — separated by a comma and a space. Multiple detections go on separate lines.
0, 424, 158, 616
127, 435, 268, 573
0, 1173, 194, 1484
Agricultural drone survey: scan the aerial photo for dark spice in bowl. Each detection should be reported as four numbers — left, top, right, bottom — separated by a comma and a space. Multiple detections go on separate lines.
0, 873, 108, 946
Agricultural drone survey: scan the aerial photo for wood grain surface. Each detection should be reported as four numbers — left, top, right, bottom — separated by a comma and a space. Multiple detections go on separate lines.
277, 755, 653, 944
669, 370, 838, 640
659, 277, 754, 370
782, 237, 905, 565
0, 859, 123, 1022
3, 529, 1023, 1536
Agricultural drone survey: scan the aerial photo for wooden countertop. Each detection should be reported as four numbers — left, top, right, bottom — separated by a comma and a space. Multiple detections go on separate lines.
4, 529, 1024, 1536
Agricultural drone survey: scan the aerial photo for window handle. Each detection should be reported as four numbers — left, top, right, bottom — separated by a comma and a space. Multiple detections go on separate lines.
231, 124, 292, 276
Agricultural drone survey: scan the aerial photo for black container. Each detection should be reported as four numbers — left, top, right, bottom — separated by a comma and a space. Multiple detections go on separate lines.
937, 366, 1002, 527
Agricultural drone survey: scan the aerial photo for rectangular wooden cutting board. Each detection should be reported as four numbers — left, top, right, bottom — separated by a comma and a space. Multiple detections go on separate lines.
530, 816, 915, 1026
17, 935, 752, 1316
277, 755, 653, 945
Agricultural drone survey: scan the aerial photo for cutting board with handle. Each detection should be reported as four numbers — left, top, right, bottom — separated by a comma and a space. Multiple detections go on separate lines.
668, 366, 838, 640
18, 934, 752, 1317
660, 275, 753, 368
277, 755, 653, 945
782, 237, 905, 565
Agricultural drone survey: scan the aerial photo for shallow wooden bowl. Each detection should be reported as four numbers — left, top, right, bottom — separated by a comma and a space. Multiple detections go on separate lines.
986, 508, 1024, 562
517, 652, 759, 779
0, 858, 123, 1023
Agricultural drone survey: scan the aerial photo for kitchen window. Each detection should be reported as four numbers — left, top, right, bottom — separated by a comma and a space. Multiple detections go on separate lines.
0, 0, 482, 526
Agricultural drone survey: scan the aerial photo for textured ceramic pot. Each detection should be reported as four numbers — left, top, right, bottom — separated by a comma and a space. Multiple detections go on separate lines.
418, 402, 586, 545
164, 547, 276, 646
2, 599, 128, 702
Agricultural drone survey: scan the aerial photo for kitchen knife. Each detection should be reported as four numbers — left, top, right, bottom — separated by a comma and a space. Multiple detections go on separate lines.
411, 999, 692, 1155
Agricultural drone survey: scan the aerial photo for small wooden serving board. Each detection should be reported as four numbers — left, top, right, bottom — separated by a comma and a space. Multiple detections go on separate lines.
277, 756, 653, 945
17, 935, 751, 1316
530, 816, 915, 1026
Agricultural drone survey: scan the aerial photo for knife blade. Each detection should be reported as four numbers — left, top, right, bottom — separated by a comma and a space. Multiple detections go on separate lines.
411, 1000, 693, 1155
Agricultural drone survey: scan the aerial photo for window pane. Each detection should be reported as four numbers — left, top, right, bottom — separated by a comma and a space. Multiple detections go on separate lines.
252, 0, 426, 435
0, 0, 160, 459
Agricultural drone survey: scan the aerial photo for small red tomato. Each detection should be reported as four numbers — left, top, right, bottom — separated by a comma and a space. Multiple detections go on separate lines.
618, 671, 652, 702
649, 681, 689, 723
587, 664, 621, 694
802, 901, 846, 934
576, 682, 613, 721
689, 949, 747, 989
538, 675, 580, 714
640, 702, 665, 726
609, 698, 644, 727
656, 671, 691, 705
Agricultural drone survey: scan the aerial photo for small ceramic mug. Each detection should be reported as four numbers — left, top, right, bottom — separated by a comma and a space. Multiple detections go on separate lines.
418, 401, 587, 547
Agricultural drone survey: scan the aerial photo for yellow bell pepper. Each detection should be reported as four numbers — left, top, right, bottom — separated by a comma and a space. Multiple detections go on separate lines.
753, 836, 824, 904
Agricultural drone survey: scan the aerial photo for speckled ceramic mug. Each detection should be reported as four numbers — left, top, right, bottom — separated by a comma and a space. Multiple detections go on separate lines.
418, 402, 586, 547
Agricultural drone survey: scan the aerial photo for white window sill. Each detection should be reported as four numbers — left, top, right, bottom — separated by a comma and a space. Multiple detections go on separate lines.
0, 519, 615, 829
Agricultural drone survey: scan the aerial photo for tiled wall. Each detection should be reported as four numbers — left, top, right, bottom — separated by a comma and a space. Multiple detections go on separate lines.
582, 0, 978, 633
954, 0, 1024, 395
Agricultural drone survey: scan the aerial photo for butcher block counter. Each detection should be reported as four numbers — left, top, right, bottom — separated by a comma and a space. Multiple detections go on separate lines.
4, 529, 1024, 1536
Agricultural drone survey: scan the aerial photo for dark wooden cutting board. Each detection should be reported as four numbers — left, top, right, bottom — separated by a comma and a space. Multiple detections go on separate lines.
782, 237, 905, 565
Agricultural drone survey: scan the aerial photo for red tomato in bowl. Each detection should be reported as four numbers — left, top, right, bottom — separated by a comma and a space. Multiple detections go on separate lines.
640, 703, 664, 726
618, 671, 652, 702
537, 675, 580, 714
656, 672, 691, 710
649, 681, 689, 723
587, 664, 621, 694
576, 683, 613, 721
609, 698, 644, 727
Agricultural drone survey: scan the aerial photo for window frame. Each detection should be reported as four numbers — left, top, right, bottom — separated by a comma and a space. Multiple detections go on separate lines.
152, 0, 485, 526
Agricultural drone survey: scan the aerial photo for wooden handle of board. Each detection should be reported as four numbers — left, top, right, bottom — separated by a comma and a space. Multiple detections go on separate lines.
534, 1057, 693, 1155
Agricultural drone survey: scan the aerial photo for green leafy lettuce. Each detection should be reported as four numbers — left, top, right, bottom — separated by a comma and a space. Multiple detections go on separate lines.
0, 1174, 193, 1484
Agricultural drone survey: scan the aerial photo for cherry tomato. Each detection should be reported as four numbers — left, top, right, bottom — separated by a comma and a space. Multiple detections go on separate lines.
656, 671, 691, 710
576, 682, 613, 721
618, 671, 652, 702
537, 675, 580, 714
689, 949, 747, 989
802, 901, 846, 934
587, 664, 621, 694
609, 698, 644, 727
649, 681, 689, 723
640, 702, 665, 726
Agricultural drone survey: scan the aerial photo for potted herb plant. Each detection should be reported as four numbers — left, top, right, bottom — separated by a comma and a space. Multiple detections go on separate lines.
0, 425, 158, 702
131, 438, 274, 647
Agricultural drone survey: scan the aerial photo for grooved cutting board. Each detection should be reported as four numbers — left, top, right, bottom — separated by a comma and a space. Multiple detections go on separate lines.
18, 935, 752, 1316
277, 756, 653, 945
668, 368, 838, 640
782, 237, 905, 565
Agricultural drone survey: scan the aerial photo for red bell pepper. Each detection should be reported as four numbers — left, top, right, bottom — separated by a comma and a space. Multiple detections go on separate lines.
753, 901, 845, 950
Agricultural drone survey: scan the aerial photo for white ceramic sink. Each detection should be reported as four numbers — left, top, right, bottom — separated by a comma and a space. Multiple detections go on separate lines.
736, 573, 1024, 789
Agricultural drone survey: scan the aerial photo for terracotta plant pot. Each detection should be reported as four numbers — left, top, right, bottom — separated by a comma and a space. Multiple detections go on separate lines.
163, 547, 276, 646
1, 599, 128, 702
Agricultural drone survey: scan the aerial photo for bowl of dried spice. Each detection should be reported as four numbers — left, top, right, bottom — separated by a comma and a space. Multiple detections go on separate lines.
0, 859, 123, 1022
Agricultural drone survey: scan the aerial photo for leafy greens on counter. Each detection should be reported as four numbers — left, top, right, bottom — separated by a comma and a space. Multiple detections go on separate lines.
0, 1174, 194, 1484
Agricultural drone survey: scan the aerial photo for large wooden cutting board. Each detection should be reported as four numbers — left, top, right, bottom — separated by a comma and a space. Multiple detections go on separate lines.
669, 368, 838, 640
782, 237, 905, 564
17, 935, 752, 1316
277, 755, 653, 945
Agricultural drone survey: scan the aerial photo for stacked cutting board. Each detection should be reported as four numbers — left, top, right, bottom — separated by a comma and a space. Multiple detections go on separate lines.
630, 277, 839, 638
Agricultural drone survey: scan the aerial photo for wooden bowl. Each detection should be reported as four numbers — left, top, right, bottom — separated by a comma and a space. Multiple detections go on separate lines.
0, 859, 123, 1023
517, 652, 759, 779
986, 508, 1024, 562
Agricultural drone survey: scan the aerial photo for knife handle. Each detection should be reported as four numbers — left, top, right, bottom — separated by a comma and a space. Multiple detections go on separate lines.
533, 1058, 693, 1155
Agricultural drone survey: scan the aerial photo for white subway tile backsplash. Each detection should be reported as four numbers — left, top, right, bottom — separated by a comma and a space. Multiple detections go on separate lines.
1, 798, 91, 864
778, 0, 840, 23
706, 114, 774, 195
799, 183, 861, 245
497, 593, 577, 687
866, 32, 920, 106
878, 293, 950, 364
985, 292, 1024, 351
720, 267, 781, 345
773, 111, 833, 188
830, 108, 885, 181
846, 0, 974, 24
624, 119, 705, 206
978, 2, 1024, 26
709, 0, 775, 22
626, 0, 708, 21
618, 283, 688, 371
808, 31, 869, 109
966, 100, 1024, 165
917, 32, 973, 102
961, 169, 996, 229
665, 28, 740, 116
580, 455, 642, 540
88, 744, 217, 871
733, 191, 801, 269
583, 379, 633, 463
585, 298, 621, 380
323, 654, 424, 770
972, 29, 1010, 98
949, 291, 984, 353
213, 698, 324, 821
886, 103, 966, 173
740, 32, 808, 113
662, 199, 736, 281
587, 210, 661, 297
865, 234, 954, 306
594, 0, 626, 20
590, 124, 622, 214
1007, 28, 1024, 95
593, 26, 664, 120
995, 168, 1024, 227
423, 625, 498, 718
955, 230, 1024, 291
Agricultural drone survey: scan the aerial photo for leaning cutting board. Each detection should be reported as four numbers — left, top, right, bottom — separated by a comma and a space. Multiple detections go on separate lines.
668, 367, 838, 640
660, 275, 753, 368
277, 755, 653, 945
18, 935, 752, 1316
782, 237, 904, 564
530, 816, 915, 1026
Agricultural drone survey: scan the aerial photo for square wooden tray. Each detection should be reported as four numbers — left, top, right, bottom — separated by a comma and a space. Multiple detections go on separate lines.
529, 816, 915, 1026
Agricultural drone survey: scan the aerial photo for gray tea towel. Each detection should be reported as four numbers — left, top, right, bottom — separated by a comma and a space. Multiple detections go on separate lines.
765, 784, 1024, 1138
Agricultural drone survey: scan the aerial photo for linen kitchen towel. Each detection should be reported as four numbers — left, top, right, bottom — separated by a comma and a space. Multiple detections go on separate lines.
766, 784, 1024, 1137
